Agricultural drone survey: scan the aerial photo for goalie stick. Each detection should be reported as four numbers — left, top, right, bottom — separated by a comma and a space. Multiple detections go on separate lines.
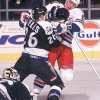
73, 34, 100, 80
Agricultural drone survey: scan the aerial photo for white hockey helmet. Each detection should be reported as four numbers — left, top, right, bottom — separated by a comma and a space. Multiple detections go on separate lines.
2, 67, 20, 81
70, 0, 80, 6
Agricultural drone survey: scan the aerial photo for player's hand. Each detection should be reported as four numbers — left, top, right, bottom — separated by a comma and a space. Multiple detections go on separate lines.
19, 12, 30, 28
56, 22, 67, 34
66, 21, 72, 31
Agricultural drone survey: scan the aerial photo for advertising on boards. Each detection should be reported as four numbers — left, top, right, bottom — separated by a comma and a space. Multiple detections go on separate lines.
77, 21, 100, 47
0, 20, 100, 60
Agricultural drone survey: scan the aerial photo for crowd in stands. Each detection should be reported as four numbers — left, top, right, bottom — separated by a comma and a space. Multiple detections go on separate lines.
0, 0, 100, 20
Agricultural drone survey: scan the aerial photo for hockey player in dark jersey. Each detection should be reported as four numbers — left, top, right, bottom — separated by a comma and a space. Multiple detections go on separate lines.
13, 6, 69, 100
18, 1, 84, 100
0, 67, 32, 100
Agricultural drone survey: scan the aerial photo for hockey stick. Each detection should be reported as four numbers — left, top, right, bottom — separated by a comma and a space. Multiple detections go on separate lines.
73, 34, 100, 80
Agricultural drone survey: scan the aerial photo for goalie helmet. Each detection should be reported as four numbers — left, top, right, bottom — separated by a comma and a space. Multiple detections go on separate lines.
68, 8, 85, 24
2, 67, 20, 81
32, 6, 47, 20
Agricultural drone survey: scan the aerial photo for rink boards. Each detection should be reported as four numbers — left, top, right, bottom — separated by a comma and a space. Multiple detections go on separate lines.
0, 20, 100, 60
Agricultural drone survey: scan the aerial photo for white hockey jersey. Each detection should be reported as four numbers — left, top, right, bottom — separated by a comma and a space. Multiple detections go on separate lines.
61, 8, 84, 48
45, 2, 84, 48
46, 5, 84, 48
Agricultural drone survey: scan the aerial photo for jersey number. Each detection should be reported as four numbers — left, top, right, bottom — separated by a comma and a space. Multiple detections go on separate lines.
47, 33, 57, 44
25, 27, 38, 47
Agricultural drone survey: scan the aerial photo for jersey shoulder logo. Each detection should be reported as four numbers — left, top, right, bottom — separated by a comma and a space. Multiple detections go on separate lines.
46, 26, 53, 35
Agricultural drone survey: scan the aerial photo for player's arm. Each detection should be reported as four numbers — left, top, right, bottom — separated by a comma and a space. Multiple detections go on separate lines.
66, 21, 84, 33
67, 8, 85, 33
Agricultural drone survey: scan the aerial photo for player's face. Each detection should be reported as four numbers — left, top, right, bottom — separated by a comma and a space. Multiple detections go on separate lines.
40, 14, 46, 21
65, 0, 77, 10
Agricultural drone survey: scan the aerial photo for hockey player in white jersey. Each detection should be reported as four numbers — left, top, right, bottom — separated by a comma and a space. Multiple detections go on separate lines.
0, 67, 32, 100
48, 0, 84, 89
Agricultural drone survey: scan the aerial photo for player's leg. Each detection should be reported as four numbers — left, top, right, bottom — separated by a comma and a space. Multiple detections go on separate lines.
46, 70, 64, 100
32, 76, 46, 100
32, 45, 63, 100
32, 60, 64, 100
48, 46, 60, 66
58, 45, 74, 86
32, 46, 61, 99
14, 56, 30, 82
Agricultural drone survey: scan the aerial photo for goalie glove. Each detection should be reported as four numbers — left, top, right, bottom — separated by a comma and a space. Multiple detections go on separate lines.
51, 6, 69, 21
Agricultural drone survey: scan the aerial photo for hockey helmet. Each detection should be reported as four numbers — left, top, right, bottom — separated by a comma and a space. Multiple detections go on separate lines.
70, 0, 80, 6
2, 67, 20, 81
32, 6, 47, 20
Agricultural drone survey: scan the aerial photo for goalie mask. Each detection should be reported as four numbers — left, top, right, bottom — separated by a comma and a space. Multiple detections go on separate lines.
2, 67, 20, 81
32, 6, 47, 20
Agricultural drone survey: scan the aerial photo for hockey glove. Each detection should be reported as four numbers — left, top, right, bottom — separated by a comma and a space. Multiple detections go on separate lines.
19, 12, 30, 28
51, 6, 69, 21
56, 23, 67, 34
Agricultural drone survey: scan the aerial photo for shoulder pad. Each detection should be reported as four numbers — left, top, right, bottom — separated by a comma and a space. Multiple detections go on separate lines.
37, 21, 53, 35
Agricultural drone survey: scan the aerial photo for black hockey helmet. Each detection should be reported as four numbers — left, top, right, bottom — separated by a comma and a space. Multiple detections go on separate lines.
32, 6, 47, 20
